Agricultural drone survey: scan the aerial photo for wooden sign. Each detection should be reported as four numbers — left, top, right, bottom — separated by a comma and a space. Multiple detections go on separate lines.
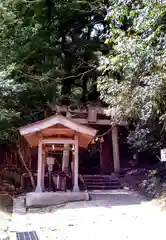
46, 157, 54, 165
88, 107, 97, 123
161, 148, 166, 162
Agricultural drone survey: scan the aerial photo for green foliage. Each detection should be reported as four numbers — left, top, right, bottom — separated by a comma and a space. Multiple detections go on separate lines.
1, 0, 166, 154
98, 0, 166, 151
0, 0, 107, 141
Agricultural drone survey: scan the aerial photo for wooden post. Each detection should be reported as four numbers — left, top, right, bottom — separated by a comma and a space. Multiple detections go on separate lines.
62, 111, 71, 174
112, 124, 120, 173
62, 144, 69, 173
41, 154, 45, 190
71, 152, 74, 185
100, 137, 104, 174
73, 136, 79, 191
35, 139, 43, 192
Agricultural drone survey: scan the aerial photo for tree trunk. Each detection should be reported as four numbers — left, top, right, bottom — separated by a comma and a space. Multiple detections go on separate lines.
17, 146, 35, 190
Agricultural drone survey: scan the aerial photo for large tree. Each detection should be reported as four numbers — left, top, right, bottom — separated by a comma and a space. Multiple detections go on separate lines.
0, 0, 108, 141
1, 0, 166, 154
97, 0, 166, 152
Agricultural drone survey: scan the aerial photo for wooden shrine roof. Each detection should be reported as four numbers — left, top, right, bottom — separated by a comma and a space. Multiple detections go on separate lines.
19, 114, 97, 148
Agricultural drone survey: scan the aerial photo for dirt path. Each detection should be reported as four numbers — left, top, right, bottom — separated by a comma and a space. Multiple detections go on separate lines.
8, 190, 166, 240
0, 194, 12, 239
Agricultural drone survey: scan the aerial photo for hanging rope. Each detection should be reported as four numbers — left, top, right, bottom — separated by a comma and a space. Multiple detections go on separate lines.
97, 124, 116, 138
89, 123, 117, 144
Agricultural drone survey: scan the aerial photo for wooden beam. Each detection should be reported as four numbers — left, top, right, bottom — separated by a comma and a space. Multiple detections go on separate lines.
42, 128, 74, 135
73, 118, 111, 125
49, 104, 108, 115
42, 139, 76, 144
45, 146, 73, 151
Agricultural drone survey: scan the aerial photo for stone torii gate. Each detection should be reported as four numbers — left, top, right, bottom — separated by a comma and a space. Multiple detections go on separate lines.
19, 114, 97, 192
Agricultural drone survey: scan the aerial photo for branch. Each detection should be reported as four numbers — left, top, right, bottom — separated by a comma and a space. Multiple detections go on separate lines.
59, 68, 96, 81
16, 137, 36, 190
17, 67, 96, 83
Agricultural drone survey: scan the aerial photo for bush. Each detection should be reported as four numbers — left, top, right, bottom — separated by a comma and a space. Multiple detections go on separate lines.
140, 170, 162, 197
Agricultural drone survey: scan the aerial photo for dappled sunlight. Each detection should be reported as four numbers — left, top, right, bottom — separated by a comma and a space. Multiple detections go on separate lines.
8, 190, 166, 240
0, 210, 11, 239
22, 197, 166, 240
25, 196, 145, 229
0, 209, 11, 226
90, 189, 135, 195
0, 209, 11, 216
0, 193, 12, 234
0, 194, 13, 214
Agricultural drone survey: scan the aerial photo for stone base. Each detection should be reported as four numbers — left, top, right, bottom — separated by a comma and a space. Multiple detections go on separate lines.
26, 191, 90, 208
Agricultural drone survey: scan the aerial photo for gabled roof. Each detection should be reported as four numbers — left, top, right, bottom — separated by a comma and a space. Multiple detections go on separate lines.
20, 114, 97, 136
19, 114, 97, 147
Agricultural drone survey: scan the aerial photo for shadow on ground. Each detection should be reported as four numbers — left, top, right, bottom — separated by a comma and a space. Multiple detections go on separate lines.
27, 190, 148, 214
0, 193, 13, 213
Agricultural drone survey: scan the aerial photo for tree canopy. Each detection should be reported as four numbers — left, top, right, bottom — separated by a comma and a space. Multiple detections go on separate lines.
0, 0, 107, 141
0, 0, 166, 153
97, 0, 166, 152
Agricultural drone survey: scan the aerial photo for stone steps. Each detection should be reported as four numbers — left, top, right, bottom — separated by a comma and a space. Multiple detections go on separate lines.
86, 185, 122, 190
83, 175, 122, 190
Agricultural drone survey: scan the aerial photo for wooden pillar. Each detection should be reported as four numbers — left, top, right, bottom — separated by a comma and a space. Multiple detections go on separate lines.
100, 135, 113, 174
100, 139, 103, 172
62, 112, 71, 173
73, 136, 79, 191
100, 137, 105, 174
41, 154, 45, 190
71, 153, 74, 183
35, 140, 43, 192
112, 124, 120, 173
62, 144, 69, 173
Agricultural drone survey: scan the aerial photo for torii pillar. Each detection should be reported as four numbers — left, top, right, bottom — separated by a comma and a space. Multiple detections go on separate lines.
112, 124, 120, 173
35, 139, 45, 192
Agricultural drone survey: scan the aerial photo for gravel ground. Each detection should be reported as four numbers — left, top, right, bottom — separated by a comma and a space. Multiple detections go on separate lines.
0, 194, 12, 239
8, 190, 166, 240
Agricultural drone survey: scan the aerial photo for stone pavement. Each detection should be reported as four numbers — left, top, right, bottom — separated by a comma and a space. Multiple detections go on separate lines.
0, 211, 11, 240
2, 190, 166, 239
